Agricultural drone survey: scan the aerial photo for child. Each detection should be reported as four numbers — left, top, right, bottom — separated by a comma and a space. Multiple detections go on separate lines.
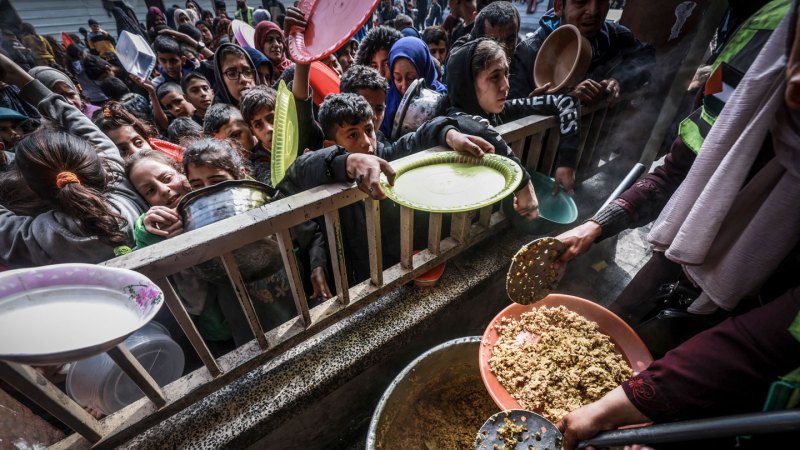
95, 101, 184, 161
181, 72, 214, 123
167, 116, 203, 145
157, 82, 196, 119
29, 66, 100, 118
0, 107, 29, 150
445, 37, 581, 195
0, 52, 147, 267
354, 26, 403, 81
280, 93, 502, 284
339, 65, 387, 134
335, 39, 358, 74
152, 36, 188, 89
86, 19, 116, 58
239, 85, 276, 184
421, 26, 448, 72
382, 36, 447, 137
202, 103, 256, 158
213, 43, 259, 106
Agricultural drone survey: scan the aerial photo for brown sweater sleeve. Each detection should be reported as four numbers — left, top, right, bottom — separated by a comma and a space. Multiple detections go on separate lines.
622, 287, 800, 422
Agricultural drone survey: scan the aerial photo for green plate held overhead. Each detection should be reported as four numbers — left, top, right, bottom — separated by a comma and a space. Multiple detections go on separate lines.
380, 151, 523, 213
271, 80, 299, 187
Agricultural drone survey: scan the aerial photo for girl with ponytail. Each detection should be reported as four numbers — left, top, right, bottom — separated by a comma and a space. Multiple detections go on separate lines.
94, 101, 185, 162
0, 52, 147, 267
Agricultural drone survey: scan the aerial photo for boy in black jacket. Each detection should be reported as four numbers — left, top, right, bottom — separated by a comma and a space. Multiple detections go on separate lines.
278, 93, 534, 284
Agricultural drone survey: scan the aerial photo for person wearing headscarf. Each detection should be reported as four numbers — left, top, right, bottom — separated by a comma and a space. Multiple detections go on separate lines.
243, 47, 274, 86
111, 6, 148, 41
211, 17, 232, 50
146, 7, 168, 42
254, 21, 292, 84
212, 43, 261, 107
381, 36, 446, 137
173, 8, 194, 28
253, 8, 272, 24
29, 66, 100, 118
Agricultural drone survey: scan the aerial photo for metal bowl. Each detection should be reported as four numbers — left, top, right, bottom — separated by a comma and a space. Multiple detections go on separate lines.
178, 180, 283, 283
391, 78, 446, 140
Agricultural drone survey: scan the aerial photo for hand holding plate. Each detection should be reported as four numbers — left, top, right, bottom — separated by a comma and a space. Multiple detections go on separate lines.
445, 129, 495, 158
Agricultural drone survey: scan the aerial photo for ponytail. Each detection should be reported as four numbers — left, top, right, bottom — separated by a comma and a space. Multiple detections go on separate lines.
14, 131, 129, 246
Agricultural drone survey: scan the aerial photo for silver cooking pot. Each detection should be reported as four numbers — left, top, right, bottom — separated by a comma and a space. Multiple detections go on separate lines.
177, 180, 283, 283
390, 78, 446, 140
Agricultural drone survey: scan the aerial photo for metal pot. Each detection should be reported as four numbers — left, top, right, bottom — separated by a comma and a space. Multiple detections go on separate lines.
391, 78, 446, 140
177, 180, 283, 283
366, 336, 498, 449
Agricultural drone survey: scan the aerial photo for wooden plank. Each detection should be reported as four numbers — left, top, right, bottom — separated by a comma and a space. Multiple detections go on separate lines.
400, 206, 414, 269
510, 139, 524, 159
427, 212, 443, 255
478, 205, 493, 228
103, 184, 368, 279
220, 253, 270, 351
450, 212, 471, 243
0, 361, 103, 443
324, 210, 351, 305
364, 198, 383, 287
276, 230, 311, 326
524, 132, 545, 171
540, 131, 560, 176
154, 278, 221, 377
580, 107, 608, 172
574, 112, 595, 172
106, 345, 167, 408
50, 210, 513, 450
494, 114, 558, 143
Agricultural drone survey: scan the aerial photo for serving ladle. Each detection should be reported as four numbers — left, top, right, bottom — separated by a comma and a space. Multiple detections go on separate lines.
475, 409, 800, 450
506, 164, 647, 305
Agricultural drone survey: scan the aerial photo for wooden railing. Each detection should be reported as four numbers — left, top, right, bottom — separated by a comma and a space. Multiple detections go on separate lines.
1, 100, 624, 449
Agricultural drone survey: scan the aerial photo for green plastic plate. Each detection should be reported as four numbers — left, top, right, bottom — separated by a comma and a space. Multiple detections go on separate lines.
271, 80, 298, 187
380, 151, 523, 213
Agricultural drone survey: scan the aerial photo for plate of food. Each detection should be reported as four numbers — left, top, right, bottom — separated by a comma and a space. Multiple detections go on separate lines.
0, 264, 164, 365
380, 151, 523, 213
479, 294, 653, 421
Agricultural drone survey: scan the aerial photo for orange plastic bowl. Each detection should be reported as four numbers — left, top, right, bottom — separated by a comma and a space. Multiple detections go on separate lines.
309, 61, 340, 106
533, 24, 593, 93
479, 294, 653, 411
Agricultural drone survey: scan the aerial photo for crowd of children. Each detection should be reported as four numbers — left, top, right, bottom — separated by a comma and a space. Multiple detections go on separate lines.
0, 0, 651, 364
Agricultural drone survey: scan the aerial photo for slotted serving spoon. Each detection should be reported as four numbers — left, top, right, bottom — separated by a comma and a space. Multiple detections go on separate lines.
506, 163, 646, 305
475, 409, 800, 449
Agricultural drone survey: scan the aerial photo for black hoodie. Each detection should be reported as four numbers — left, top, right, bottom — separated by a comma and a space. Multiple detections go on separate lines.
445, 38, 583, 169
211, 42, 260, 107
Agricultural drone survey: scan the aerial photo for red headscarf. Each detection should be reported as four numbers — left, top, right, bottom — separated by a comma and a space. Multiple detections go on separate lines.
254, 21, 292, 82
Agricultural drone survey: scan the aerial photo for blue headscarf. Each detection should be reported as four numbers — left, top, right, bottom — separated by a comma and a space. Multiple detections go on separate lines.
381, 36, 447, 137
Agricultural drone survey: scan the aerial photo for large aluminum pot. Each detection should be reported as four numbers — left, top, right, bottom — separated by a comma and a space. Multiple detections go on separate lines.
366, 336, 498, 449
177, 180, 283, 283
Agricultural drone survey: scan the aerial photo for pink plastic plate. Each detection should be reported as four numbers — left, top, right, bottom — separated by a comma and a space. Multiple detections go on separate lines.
479, 294, 653, 411
288, 0, 379, 64
232, 19, 256, 48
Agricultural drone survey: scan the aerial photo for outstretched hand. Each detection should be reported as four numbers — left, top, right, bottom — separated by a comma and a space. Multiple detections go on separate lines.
284, 6, 308, 36
345, 153, 396, 200
514, 181, 539, 220
445, 129, 496, 158
0, 53, 33, 88
553, 166, 576, 195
